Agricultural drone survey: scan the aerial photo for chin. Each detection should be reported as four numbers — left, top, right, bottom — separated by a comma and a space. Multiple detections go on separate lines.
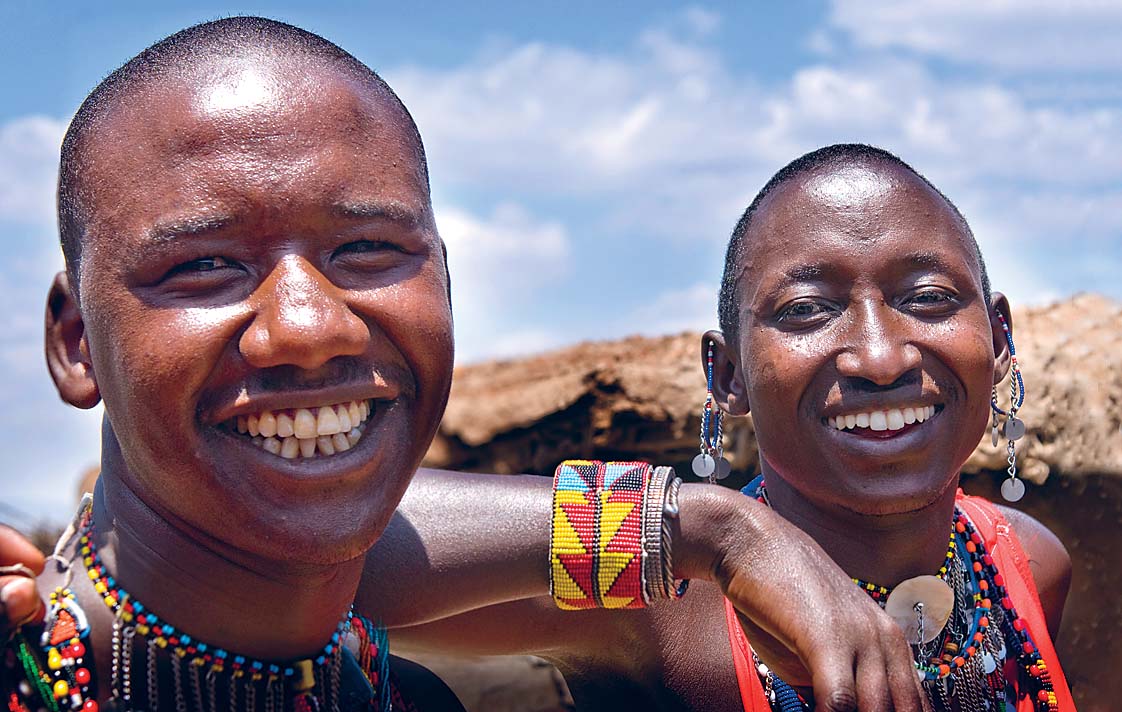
833, 474, 957, 518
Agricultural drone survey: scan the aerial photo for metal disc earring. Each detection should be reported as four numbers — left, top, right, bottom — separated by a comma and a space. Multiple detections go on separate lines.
693, 340, 731, 482
990, 312, 1026, 502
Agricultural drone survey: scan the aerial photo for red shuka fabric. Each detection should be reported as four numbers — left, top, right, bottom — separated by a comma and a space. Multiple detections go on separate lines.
724, 492, 1075, 711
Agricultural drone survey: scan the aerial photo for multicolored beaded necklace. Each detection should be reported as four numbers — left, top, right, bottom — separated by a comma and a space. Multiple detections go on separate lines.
746, 477, 1059, 712
3, 508, 395, 712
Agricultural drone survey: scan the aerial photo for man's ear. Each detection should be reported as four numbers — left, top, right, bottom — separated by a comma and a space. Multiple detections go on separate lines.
989, 291, 1013, 387
703, 330, 749, 416
45, 272, 100, 409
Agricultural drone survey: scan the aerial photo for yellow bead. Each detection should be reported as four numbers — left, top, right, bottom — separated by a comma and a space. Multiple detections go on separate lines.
87, 569, 98, 580
105, 596, 117, 608
47, 649, 63, 670
122, 612, 133, 623
136, 625, 150, 635
53, 680, 69, 698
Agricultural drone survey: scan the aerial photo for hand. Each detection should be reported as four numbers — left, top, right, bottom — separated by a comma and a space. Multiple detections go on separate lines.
0, 524, 45, 641
679, 487, 932, 712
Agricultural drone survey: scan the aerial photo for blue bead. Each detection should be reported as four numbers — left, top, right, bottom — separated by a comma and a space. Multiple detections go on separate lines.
331, 632, 340, 642
197, 643, 207, 652
268, 664, 279, 674
107, 577, 116, 587
284, 667, 293, 677
134, 603, 144, 613
163, 625, 173, 634
315, 655, 326, 665
216, 650, 227, 659
181, 635, 191, 644
234, 656, 245, 665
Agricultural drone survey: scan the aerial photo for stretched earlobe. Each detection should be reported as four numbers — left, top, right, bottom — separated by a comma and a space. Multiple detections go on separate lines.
45, 271, 101, 409
989, 292, 1013, 386
703, 330, 749, 416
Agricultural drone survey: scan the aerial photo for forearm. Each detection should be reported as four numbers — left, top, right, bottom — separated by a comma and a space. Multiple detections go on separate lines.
358, 468, 553, 627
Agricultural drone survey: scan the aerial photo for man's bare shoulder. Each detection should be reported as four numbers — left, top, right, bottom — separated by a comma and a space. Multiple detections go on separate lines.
995, 504, 1072, 639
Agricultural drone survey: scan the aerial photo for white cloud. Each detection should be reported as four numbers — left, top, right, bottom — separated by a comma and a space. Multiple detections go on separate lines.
629, 282, 717, 336
829, 0, 1122, 70
0, 115, 65, 226
437, 202, 571, 362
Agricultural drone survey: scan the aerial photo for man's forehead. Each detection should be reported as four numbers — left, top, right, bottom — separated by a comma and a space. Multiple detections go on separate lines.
739, 162, 979, 285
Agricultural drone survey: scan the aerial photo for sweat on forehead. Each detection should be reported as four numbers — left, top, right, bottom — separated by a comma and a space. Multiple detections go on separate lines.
56, 16, 429, 287
716, 144, 991, 336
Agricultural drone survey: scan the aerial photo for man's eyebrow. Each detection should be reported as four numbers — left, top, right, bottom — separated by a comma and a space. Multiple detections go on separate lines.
145, 214, 238, 243
332, 200, 422, 226
899, 251, 960, 273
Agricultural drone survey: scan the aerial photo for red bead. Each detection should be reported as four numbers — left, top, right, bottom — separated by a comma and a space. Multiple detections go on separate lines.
1002, 596, 1014, 609
70, 642, 85, 658
979, 616, 989, 627
983, 554, 994, 566
953, 656, 965, 667
75, 668, 91, 685
83, 701, 98, 712
971, 532, 982, 545
1038, 691, 1050, 702
994, 573, 1005, 586
1023, 641, 1035, 654
1014, 619, 1026, 631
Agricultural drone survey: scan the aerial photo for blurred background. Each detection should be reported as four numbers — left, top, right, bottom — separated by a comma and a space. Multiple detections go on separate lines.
1, 2, 1119, 710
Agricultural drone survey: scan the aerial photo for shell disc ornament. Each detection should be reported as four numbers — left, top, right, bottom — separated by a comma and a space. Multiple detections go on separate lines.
1001, 477, 1026, 502
691, 453, 715, 478
883, 575, 954, 645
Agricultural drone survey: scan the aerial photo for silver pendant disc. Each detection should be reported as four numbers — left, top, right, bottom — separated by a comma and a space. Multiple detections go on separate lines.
883, 575, 954, 645
1001, 477, 1026, 502
715, 457, 732, 480
691, 453, 715, 477
1003, 417, 1026, 441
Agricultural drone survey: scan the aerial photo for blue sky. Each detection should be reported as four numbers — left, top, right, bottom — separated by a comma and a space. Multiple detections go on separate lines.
2, 1, 1120, 523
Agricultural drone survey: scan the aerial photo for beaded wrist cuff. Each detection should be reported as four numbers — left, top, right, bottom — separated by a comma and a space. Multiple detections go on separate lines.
550, 460, 650, 610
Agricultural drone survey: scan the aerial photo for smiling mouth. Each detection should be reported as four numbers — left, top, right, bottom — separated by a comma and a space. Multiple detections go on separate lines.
824, 404, 944, 436
224, 400, 374, 459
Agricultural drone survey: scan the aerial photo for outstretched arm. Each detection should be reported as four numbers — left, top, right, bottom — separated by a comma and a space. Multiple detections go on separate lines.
362, 468, 930, 712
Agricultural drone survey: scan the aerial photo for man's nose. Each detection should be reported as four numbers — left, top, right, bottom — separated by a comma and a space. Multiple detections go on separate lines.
240, 256, 368, 370
834, 301, 922, 386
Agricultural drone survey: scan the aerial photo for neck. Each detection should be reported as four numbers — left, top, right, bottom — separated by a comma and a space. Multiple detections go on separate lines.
91, 441, 364, 660
760, 463, 959, 590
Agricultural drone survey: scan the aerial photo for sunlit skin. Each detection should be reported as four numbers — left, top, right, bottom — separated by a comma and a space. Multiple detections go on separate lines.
41, 53, 454, 682
708, 161, 1009, 592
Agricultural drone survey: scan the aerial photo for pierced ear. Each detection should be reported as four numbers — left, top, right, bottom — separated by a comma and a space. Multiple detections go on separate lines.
45, 272, 100, 409
703, 330, 749, 416
989, 292, 1013, 387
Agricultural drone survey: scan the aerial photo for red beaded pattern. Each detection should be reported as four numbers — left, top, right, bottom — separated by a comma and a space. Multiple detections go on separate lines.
550, 460, 650, 609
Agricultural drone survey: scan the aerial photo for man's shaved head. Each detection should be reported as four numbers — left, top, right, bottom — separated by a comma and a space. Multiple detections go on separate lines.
717, 144, 991, 336
57, 16, 428, 287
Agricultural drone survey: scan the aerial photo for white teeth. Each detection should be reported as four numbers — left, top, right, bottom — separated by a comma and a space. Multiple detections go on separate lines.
866, 410, 884, 432
276, 413, 295, 438
317, 407, 342, 436
258, 411, 277, 438
299, 437, 317, 458
886, 408, 905, 430
337, 405, 353, 432
294, 408, 317, 439
234, 401, 371, 458
831, 405, 939, 432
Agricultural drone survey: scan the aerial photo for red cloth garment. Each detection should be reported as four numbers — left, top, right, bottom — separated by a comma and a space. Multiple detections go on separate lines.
724, 492, 1075, 711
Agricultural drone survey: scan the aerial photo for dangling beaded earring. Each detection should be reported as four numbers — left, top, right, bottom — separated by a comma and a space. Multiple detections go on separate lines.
692, 340, 731, 482
990, 312, 1026, 502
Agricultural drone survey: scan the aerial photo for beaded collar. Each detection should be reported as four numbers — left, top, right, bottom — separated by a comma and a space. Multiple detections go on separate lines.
3, 505, 396, 712
743, 476, 1059, 712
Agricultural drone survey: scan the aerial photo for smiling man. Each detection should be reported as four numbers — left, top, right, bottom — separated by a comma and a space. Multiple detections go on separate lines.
1, 18, 930, 712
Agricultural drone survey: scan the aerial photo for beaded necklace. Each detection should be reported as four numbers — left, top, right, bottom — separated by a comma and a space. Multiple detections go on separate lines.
3, 509, 395, 712
745, 477, 1059, 712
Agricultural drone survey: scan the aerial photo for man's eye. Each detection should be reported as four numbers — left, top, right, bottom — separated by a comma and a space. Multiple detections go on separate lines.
170, 256, 239, 274
777, 301, 829, 322
335, 240, 403, 256
908, 289, 955, 306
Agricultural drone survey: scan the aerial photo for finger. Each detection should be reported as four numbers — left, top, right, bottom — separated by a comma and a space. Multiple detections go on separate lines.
809, 645, 858, 712
855, 647, 893, 712
0, 524, 45, 574
879, 623, 926, 712
0, 577, 45, 630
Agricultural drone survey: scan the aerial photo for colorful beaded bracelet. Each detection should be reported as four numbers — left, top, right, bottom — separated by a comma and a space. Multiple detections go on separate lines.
550, 461, 651, 610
